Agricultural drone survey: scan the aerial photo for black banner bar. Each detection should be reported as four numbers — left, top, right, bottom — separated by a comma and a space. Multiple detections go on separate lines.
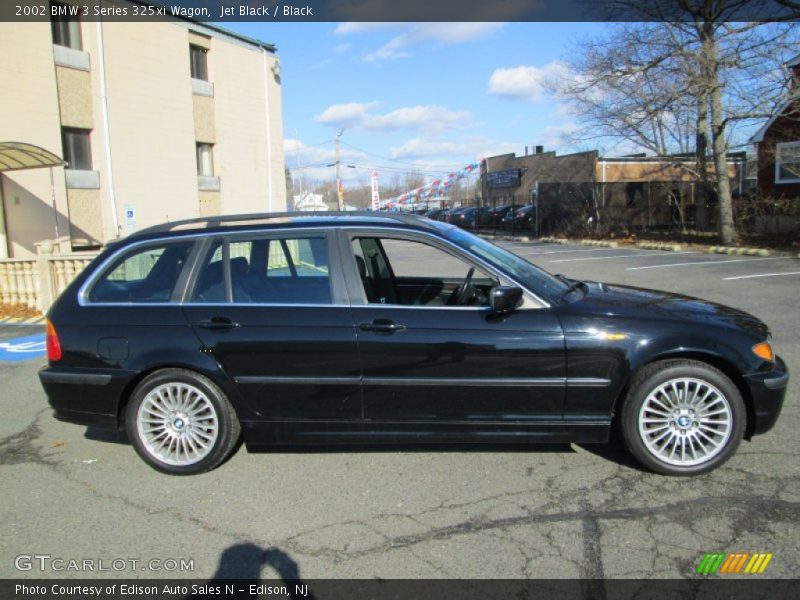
2, 0, 799, 23
3, 579, 800, 600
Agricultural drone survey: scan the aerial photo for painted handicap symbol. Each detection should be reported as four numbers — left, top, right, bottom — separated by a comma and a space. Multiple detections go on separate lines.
0, 334, 47, 362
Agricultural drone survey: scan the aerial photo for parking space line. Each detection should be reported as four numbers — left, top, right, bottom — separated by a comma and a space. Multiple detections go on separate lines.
549, 251, 697, 263
513, 247, 612, 255
723, 271, 800, 281
627, 257, 781, 271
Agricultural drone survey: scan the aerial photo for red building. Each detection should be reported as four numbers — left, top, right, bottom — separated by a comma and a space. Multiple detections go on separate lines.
750, 54, 800, 201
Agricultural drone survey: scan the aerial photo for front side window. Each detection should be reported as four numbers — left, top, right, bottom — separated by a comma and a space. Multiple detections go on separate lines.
62, 127, 91, 170
190, 45, 209, 80
88, 242, 194, 303
352, 236, 497, 307
196, 143, 214, 176
50, 2, 82, 50
776, 141, 800, 184
192, 236, 332, 304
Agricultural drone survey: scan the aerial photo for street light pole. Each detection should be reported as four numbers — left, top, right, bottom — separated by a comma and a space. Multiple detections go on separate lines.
335, 129, 343, 210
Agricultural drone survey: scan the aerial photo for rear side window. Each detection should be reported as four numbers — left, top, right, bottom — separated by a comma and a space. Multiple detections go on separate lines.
88, 241, 194, 303
191, 235, 332, 304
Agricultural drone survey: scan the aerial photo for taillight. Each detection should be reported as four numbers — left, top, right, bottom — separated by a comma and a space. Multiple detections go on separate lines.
46, 319, 62, 362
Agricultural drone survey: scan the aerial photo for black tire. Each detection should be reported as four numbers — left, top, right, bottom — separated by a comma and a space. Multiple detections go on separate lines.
620, 359, 745, 476
125, 368, 241, 475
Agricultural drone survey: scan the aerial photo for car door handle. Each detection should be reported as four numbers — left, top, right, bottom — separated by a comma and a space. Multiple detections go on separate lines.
197, 317, 240, 330
359, 319, 406, 333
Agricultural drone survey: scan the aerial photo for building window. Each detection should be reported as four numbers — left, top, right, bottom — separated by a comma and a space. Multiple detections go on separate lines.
775, 141, 800, 184
61, 127, 92, 170
196, 143, 214, 176
190, 44, 209, 81
50, 2, 82, 50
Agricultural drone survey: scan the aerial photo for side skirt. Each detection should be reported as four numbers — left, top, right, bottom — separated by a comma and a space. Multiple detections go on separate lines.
241, 420, 611, 447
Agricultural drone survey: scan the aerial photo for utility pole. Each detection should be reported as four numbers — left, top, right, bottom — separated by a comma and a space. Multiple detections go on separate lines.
335, 129, 343, 210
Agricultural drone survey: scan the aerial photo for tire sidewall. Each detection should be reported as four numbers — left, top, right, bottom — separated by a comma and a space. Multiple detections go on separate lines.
125, 369, 234, 475
621, 362, 745, 476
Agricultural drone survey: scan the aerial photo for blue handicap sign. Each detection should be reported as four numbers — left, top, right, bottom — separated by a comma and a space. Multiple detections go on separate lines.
0, 333, 47, 362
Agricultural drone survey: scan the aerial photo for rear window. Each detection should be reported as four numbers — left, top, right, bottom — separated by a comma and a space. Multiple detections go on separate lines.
87, 241, 194, 303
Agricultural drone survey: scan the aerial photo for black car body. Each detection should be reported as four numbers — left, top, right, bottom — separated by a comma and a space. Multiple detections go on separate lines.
501, 205, 536, 230
450, 207, 487, 229
480, 205, 523, 229
39, 212, 788, 475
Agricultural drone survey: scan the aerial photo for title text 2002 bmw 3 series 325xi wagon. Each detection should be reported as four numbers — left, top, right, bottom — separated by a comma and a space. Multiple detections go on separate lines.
39, 212, 788, 475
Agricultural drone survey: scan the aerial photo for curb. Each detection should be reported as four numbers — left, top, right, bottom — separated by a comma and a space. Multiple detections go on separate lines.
579, 239, 618, 248
636, 242, 683, 252
709, 246, 771, 257
482, 234, 533, 243
0, 316, 45, 325
539, 236, 569, 244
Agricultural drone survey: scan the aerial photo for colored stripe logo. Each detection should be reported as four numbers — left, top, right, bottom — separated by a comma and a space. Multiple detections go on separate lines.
697, 552, 773, 575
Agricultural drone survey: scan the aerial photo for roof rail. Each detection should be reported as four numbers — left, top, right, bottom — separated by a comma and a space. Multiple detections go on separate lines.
131, 211, 432, 237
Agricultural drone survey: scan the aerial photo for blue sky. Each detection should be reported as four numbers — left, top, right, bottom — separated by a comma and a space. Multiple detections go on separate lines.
224, 22, 609, 187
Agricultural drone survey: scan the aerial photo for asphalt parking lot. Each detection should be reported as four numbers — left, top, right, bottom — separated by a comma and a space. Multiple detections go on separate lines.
0, 240, 798, 581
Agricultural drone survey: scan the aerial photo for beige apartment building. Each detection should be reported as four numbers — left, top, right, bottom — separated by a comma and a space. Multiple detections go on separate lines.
0, 2, 285, 258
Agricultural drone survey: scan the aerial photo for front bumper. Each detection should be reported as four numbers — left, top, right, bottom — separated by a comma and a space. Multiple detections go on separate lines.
744, 355, 789, 436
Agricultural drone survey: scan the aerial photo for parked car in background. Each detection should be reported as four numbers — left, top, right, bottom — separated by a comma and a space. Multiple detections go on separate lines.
441, 207, 466, 224
426, 208, 446, 221
450, 207, 487, 229
480, 205, 523, 229
501, 205, 537, 231
39, 212, 787, 476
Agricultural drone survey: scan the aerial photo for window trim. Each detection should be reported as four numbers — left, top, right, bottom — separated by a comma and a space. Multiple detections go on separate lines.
775, 141, 800, 185
196, 143, 214, 177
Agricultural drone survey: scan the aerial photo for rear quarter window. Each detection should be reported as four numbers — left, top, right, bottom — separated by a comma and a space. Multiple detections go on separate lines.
87, 241, 194, 303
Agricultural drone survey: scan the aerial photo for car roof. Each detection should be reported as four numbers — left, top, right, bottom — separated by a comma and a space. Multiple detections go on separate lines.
125, 211, 452, 243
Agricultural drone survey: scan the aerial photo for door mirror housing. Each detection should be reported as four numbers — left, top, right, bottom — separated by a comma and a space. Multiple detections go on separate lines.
490, 286, 523, 314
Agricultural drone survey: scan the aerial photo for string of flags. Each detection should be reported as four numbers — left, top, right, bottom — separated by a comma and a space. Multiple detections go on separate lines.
380, 161, 483, 210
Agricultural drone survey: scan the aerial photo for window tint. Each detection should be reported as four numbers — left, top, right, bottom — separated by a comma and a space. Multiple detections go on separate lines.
190, 45, 209, 80
89, 242, 193, 303
192, 236, 331, 304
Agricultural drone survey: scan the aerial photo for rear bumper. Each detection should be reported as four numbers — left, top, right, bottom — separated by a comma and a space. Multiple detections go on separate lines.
744, 355, 789, 436
39, 366, 136, 430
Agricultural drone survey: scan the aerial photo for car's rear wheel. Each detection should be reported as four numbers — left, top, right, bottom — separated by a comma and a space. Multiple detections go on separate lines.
620, 359, 745, 476
126, 369, 240, 475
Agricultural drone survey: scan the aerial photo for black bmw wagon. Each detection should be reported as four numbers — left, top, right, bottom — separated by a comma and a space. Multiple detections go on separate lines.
39, 212, 788, 475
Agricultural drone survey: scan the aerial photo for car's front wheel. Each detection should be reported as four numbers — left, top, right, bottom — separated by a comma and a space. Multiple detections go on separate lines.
125, 369, 241, 475
620, 359, 745, 476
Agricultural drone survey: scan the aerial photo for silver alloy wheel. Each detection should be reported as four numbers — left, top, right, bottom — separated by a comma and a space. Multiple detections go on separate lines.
637, 377, 733, 467
136, 383, 219, 467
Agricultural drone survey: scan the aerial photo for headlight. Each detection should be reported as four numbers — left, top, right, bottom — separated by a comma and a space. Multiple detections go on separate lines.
752, 342, 774, 362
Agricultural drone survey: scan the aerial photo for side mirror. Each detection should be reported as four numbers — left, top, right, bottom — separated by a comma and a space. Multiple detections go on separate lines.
490, 286, 523, 314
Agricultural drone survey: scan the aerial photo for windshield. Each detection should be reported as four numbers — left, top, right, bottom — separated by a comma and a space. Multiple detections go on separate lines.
445, 228, 571, 303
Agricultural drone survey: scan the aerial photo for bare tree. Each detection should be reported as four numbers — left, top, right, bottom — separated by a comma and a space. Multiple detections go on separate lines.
559, 0, 799, 243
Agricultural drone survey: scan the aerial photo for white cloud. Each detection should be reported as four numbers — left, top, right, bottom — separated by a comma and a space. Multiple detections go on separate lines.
488, 62, 568, 102
332, 42, 352, 54
314, 102, 380, 128
390, 136, 520, 161
367, 23, 504, 62
314, 103, 473, 133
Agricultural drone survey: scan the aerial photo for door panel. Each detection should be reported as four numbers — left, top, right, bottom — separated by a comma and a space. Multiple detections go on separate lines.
355, 306, 565, 421
184, 305, 361, 420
